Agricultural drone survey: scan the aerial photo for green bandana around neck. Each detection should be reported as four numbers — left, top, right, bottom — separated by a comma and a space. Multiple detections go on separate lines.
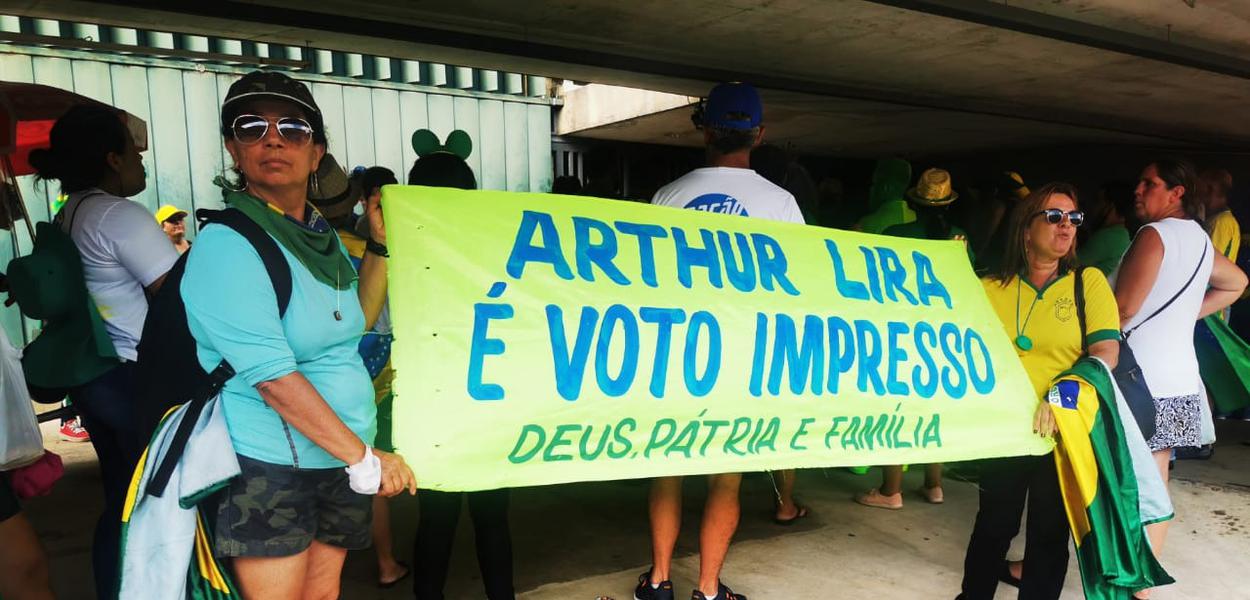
223, 190, 355, 290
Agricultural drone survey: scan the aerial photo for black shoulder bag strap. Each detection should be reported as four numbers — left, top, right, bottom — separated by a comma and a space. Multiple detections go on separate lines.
145, 208, 292, 498
1124, 240, 1209, 340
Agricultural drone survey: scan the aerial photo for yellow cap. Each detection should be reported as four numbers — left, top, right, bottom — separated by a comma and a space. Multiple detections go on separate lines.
155, 205, 188, 224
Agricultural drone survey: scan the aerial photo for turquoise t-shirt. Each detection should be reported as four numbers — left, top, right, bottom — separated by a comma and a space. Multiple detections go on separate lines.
181, 224, 376, 469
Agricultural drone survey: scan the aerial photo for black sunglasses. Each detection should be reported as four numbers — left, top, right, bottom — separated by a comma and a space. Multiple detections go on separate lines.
1034, 208, 1084, 227
230, 114, 315, 145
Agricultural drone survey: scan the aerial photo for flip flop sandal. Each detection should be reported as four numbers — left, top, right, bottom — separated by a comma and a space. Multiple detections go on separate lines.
773, 504, 810, 525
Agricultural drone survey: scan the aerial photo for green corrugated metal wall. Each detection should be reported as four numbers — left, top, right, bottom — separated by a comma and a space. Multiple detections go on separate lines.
0, 45, 555, 345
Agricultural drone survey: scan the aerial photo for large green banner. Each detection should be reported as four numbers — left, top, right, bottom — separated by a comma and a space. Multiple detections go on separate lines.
383, 187, 1050, 491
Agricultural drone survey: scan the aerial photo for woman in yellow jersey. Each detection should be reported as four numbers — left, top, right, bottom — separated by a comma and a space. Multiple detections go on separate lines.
956, 182, 1121, 600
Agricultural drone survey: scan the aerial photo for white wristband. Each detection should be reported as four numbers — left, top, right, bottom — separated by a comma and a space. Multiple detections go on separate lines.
344, 446, 381, 494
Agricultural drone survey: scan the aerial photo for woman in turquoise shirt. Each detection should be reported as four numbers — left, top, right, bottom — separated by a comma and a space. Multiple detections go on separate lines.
181, 71, 415, 599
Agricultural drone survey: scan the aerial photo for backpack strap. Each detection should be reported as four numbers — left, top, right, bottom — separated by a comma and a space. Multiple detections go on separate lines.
1074, 267, 1087, 355
197, 208, 293, 317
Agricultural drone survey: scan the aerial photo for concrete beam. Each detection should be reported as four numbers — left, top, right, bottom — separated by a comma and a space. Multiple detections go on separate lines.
556, 85, 695, 136
864, 0, 1250, 80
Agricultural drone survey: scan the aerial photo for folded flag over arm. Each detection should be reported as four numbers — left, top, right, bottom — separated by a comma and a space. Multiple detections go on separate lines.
118, 397, 241, 599
1047, 357, 1173, 600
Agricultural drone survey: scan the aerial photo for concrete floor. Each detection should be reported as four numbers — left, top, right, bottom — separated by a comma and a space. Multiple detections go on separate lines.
23, 417, 1250, 599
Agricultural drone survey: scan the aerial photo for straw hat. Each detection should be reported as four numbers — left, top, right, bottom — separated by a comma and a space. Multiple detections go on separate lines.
906, 168, 958, 206
1002, 171, 1030, 200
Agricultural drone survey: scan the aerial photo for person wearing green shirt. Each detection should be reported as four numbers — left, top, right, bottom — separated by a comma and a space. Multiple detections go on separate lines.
855, 157, 914, 234
859, 167, 966, 510
1078, 181, 1135, 276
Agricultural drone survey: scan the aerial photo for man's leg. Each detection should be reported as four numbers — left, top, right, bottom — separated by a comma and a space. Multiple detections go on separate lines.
697, 473, 742, 595
772, 469, 802, 521
648, 476, 683, 583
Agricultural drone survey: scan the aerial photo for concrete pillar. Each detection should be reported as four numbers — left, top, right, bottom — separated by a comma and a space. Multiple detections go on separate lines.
453, 66, 474, 89
70, 23, 100, 42
374, 56, 393, 80
503, 73, 524, 95
314, 49, 334, 74
427, 63, 447, 87
344, 53, 364, 78
32, 19, 62, 38
401, 60, 422, 84
479, 69, 500, 92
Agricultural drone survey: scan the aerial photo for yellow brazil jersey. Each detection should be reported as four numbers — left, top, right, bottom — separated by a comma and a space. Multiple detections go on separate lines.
1206, 209, 1240, 262
980, 267, 1121, 400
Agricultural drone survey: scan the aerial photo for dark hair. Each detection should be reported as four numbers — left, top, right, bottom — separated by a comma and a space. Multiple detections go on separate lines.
991, 181, 1081, 285
707, 126, 759, 155
750, 144, 789, 186
407, 153, 477, 190
357, 166, 397, 197
1147, 157, 1199, 219
1197, 167, 1233, 203
28, 104, 130, 194
1100, 180, 1137, 228
915, 204, 953, 240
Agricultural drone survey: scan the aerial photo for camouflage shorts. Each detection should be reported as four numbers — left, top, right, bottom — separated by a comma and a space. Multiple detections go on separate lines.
214, 455, 372, 557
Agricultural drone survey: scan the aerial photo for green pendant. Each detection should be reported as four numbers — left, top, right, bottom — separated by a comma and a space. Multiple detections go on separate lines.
1015, 335, 1033, 351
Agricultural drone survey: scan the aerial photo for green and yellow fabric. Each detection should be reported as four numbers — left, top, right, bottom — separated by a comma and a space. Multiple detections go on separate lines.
1206, 209, 1240, 263
1047, 358, 1173, 599
1195, 315, 1250, 413
119, 397, 241, 599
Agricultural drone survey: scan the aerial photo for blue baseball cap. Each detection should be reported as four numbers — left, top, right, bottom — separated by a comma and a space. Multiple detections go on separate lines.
703, 82, 763, 130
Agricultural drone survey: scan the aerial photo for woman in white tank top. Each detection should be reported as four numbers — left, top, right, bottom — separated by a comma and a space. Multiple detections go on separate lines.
1114, 159, 1247, 599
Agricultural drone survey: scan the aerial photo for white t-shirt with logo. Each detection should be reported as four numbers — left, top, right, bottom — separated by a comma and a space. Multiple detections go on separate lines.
650, 167, 805, 224
58, 189, 179, 361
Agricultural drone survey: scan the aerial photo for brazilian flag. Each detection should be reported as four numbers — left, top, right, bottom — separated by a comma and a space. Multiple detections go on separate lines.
119, 398, 240, 599
186, 508, 239, 599
1195, 315, 1250, 413
1048, 359, 1173, 599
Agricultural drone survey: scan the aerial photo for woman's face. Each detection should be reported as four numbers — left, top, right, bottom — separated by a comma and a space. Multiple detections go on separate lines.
1134, 164, 1181, 223
112, 133, 147, 197
1025, 193, 1077, 262
224, 99, 324, 194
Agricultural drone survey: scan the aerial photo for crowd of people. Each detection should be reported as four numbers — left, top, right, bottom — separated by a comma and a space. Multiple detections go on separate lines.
1, 71, 1246, 600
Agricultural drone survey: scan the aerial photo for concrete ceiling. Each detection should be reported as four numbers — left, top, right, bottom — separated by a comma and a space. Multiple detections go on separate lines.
12, 0, 1250, 157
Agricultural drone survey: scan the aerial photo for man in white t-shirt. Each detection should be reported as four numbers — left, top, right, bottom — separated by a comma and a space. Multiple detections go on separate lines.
637, 82, 803, 600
